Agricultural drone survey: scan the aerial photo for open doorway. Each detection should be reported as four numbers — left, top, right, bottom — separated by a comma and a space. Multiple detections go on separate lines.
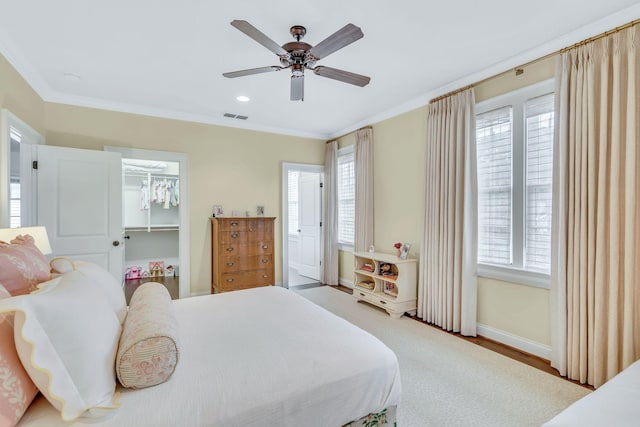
282, 163, 323, 290
106, 147, 190, 300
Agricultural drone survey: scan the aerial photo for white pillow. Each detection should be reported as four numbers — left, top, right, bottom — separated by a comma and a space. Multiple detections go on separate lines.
0, 271, 122, 421
50, 259, 127, 324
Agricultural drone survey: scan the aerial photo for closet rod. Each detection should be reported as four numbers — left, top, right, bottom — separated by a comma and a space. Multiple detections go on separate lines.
124, 172, 179, 178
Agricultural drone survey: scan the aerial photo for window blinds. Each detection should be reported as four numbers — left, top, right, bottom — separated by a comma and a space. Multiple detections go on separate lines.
476, 106, 513, 265
337, 150, 355, 245
524, 94, 554, 272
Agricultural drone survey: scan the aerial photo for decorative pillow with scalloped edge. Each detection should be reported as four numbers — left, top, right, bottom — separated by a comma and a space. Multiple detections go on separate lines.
0, 235, 50, 296
0, 272, 122, 421
0, 284, 38, 427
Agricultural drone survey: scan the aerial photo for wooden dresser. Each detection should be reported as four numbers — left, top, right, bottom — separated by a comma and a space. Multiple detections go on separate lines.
210, 217, 276, 293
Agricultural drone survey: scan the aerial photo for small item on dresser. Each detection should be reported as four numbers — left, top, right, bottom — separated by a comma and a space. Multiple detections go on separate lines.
383, 281, 398, 297
256, 205, 265, 216
212, 205, 223, 217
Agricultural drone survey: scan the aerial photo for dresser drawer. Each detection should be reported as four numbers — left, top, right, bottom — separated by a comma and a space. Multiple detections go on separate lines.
218, 219, 248, 231
220, 270, 273, 291
220, 241, 274, 256
219, 229, 272, 243
220, 255, 273, 272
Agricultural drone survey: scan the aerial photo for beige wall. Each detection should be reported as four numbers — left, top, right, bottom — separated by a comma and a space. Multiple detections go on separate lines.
0, 55, 45, 133
43, 103, 325, 294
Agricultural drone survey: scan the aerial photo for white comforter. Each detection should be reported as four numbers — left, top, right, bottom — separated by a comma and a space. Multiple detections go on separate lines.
18, 286, 401, 426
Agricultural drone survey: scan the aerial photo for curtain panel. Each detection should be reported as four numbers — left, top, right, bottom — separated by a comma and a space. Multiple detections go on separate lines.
418, 88, 478, 336
551, 24, 640, 388
354, 128, 374, 253
322, 140, 340, 285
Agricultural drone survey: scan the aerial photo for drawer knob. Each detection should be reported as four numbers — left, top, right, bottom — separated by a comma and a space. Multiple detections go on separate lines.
261, 259, 269, 263
231, 233, 239, 238
226, 247, 234, 252
226, 278, 234, 283
227, 262, 234, 266
231, 222, 238, 226
359, 292, 365, 297
380, 300, 387, 305
262, 245, 268, 249
262, 275, 268, 278
249, 228, 254, 232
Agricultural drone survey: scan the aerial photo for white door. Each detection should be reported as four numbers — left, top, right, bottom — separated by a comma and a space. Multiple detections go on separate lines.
297, 172, 321, 280
36, 145, 123, 279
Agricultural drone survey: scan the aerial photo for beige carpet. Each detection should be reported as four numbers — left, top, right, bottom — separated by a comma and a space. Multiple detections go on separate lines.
298, 286, 590, 427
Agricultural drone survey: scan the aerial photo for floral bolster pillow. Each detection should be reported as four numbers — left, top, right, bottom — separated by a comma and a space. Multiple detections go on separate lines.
116, 282, 179, 389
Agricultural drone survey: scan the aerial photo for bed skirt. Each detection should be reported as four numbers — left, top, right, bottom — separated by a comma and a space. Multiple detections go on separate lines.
344, 406, 397, 427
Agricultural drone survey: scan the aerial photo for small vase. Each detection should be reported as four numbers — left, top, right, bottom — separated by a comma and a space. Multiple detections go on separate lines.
396, 248, 401, 257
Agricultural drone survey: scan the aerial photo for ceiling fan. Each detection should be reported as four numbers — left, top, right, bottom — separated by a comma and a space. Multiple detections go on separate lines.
223, 20, 371, 101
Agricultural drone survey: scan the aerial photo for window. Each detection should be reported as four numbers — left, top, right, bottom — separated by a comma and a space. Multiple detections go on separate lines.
9, 128, 22, 228
287, 171, 299, 235
337, 145, 355, 248
475, 80, 554, 287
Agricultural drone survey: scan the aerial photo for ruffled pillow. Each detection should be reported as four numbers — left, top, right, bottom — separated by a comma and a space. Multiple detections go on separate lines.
0, 284, 38, 427
116, 283, 179, 389
0, 272, 122, 421
0, 235, 50, 295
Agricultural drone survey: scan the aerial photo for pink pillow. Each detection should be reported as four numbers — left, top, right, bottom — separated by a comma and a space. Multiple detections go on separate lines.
0, 235, 50, 296
0, 284, 39, 427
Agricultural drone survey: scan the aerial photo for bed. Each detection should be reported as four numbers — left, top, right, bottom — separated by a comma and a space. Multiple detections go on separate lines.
14, 285, 401, 426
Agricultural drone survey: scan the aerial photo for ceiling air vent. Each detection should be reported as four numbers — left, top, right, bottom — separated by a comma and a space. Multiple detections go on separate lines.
223, 113, 249, 120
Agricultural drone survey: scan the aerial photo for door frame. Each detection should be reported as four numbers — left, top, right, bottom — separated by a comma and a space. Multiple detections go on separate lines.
0, 109, 44, 227
281, 162, 323, 288
105, 146, 190, 299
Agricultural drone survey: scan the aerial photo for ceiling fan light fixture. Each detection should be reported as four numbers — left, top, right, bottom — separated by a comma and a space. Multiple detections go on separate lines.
236, 95, 251, 102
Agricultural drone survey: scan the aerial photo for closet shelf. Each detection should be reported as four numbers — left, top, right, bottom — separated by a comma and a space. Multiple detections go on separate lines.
125, 225, 179, 231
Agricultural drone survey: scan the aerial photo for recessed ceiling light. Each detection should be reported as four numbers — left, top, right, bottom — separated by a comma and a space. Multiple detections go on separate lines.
236, 95, 250, 102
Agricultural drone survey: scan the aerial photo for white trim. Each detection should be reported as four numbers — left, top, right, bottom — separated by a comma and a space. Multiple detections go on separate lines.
339, 277, 354, 289
328, 4, 640, 138
189, 290, 210, 298
105, 146, 190, 299
0, 109, 44, 228
281, 162, 324, 288
2, 6, 639, 140
477, 323, 551, 360
478, 264, 550, 289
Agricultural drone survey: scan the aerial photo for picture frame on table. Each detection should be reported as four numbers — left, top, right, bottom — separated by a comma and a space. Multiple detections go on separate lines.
213, 205, 223, 217
256, 205, 265, 216
400, 243, 411, 260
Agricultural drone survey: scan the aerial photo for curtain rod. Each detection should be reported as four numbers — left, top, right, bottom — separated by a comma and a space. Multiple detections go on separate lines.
327, 125, 372, 142
429, 18, 639, 104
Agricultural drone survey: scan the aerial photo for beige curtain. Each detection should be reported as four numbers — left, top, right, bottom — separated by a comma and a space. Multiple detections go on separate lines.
354, 128, 374, 253
322, 140, 339, 285
551, 23, 640, 388
418, 88, 478, 336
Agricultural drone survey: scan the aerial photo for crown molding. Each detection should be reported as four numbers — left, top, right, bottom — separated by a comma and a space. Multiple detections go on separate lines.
328, 3, 640, 139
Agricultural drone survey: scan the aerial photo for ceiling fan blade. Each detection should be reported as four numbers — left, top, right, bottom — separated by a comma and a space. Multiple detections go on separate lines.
313, 66, 370, 87
230, 20, 288, 56
307, 23, 363, 60
291, 75, 304, 101
223, 66, 283, 78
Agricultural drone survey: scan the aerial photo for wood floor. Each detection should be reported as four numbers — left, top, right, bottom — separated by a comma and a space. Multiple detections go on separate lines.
328, 284, 593, 391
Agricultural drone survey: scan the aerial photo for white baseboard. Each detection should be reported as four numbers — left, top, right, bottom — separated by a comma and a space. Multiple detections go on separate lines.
476, 323, 551, 360
339, 277, 354, 288
189, 290, 209, 297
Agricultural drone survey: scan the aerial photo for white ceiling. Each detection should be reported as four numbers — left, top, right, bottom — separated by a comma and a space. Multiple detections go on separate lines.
1, 1, 639, 139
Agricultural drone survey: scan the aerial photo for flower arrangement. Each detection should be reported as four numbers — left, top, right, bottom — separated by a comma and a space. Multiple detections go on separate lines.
394, 242, 402, 257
